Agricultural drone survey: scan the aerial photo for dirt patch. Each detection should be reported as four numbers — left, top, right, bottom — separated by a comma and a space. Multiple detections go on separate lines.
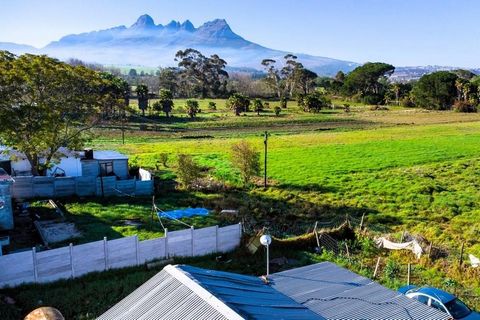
35, 221, 81, 245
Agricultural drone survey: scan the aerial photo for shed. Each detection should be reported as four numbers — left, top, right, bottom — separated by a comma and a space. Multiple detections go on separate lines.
81, 150, 129, 179
269, 262, 450, 320
97, 264, 321, 320
0, 169, 14, 230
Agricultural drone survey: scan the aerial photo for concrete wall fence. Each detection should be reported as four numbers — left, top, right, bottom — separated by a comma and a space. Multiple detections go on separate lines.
0, 223, 242, 288
10, 176, 153, 199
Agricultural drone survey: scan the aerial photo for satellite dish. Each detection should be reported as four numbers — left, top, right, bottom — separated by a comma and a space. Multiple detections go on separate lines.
260, 234, 271, 246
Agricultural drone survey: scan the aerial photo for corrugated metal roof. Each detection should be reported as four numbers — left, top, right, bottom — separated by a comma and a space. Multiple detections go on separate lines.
97, 265, 237, 320
269, 262, 451, 320
97, 264, 321, 320
178, 265, 322, 320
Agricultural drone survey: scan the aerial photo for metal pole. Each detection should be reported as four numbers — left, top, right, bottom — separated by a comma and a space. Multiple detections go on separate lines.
264, 131, 268, 188
266, 244, 270, 276
407, 263, 411, 285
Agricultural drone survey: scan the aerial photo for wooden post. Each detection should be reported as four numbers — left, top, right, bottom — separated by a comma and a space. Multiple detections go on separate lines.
407, 263, 411, 285
103, 237, 108, 270
191, 226, 195, 257
359, 213, 365, 230
32, 247, 38, 282
264, 131, 268, 188
135, 235, 140, 266
459, 242, 465, 267
373, 257, 381, 279
400, 231, 406, 242
314, 222, 320, 248
164, 228, 169, 258
69, 243, 75, 278
215, 225, 219, 253
345, 242, 350, 257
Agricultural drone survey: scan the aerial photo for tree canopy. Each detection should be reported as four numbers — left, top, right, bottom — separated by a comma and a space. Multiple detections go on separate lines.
175, 48, 229, 98
343, 62, 395, 103
411, 71, 458, 110
0, 51, 122, 175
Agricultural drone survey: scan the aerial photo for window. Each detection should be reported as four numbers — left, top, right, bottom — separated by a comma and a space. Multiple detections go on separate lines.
99, 162, 114, 176
413, 294, 429, 305
429, 299, 447, 314
444, 298, 471, 319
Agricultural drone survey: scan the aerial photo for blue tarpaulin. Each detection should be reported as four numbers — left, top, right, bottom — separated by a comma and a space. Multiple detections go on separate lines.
158, 208, 209, 219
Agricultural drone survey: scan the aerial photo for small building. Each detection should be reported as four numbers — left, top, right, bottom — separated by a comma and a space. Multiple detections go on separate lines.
0, 147, 152, 200
0, 147, 129, 179
0, 169, 14, 230
98, 262, 449, 320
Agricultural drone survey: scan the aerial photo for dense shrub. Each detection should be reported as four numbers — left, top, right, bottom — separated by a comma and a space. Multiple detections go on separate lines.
453, 101, 477, 113
274, 106, 281, 116
362, 94, 384, 105
208, 101, 217, 110
176, 154, 203, 189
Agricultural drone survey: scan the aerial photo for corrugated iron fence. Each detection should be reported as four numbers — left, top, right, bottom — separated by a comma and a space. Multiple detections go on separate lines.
0, 223, 242, 288
10, 176, 153, 199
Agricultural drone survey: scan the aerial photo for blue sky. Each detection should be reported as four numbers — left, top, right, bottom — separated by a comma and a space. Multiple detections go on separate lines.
1, 0, 479, 67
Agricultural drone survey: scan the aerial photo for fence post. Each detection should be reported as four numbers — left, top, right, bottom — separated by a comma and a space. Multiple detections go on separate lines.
459, 242, 465, 267
407, 263, 411, 285
103, 237, 108, 270
359, 213, 365, 230
69, 243, 75, 278
215, 225, 219, 253
314, 222, 320, 249
164, 228, 169, 259
191, 226, 195, 257
32, 247, 38, 282
135, 235, 140, 266
373, 257, 381, 279
345, 242, 350, 258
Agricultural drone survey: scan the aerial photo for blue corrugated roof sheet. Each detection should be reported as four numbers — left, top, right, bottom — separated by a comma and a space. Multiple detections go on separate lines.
179, 265, 323, 320
269, 262, 451, 320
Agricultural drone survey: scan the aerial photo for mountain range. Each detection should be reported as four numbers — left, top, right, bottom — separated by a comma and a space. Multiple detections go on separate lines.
0, 15, 359, 76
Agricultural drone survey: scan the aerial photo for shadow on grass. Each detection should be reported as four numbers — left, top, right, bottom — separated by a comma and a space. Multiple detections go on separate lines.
276, 182, 338, 193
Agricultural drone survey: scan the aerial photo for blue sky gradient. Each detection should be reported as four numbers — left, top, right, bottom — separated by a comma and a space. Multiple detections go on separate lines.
1, 0, 479, 67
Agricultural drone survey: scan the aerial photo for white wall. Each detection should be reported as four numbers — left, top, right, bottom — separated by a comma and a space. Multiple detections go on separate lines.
48, 157, 82, 177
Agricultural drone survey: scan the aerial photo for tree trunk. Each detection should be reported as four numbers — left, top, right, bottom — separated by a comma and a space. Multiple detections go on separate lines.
25, 153, 40, 176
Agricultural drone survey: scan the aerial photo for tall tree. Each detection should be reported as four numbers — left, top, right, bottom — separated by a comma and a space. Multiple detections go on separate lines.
175, 49, 229, 98
136, 84, 149, 116
154, 89, 174, 117
0, 51, 119, 175
158, 67, 179, 96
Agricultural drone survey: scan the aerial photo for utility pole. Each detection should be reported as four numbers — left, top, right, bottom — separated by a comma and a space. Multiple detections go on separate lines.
264, 131, 269, 188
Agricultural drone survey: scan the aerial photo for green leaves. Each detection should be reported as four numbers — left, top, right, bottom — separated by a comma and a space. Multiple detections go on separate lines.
0, 50, 125, 175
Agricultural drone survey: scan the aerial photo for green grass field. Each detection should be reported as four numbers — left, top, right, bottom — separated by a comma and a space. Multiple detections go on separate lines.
91, 119, 480, 251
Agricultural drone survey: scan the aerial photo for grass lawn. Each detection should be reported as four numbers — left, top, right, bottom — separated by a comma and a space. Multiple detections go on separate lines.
89, 120, 480, 252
